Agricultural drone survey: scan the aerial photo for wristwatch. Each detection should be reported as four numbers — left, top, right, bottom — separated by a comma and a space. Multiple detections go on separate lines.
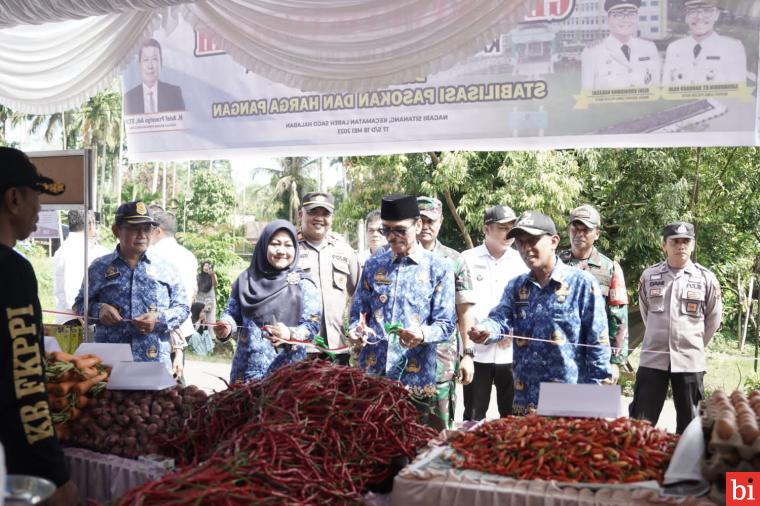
463, 347, 475, 358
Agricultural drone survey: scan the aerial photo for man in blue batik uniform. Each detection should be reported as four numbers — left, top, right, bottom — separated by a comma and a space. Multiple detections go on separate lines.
469, 211, 612, 415
349, 194, 455, 430
74, 201, 189, 372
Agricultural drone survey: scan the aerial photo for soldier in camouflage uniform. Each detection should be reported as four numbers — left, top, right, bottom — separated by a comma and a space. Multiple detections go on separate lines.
417, 196, 475, 429
559, 205, 628, 381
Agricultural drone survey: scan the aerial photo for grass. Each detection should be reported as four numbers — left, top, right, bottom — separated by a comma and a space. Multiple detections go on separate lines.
623, 332, 760, 397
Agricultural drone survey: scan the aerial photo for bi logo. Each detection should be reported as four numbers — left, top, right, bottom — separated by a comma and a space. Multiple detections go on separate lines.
727, 473, 760, 505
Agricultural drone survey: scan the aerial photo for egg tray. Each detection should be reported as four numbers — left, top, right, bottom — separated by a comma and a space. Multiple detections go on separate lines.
699, 390, 760, 487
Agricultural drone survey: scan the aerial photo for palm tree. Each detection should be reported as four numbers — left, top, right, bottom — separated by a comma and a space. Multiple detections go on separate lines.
270, 157, 319, 222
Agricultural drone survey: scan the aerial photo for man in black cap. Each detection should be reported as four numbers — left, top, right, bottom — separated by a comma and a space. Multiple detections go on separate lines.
460, 204, 527, 420
468, 211, 612, 414
297, 191, 359, 365
630, 222, 722, 433
348, 195, 456, 429
581, 0, 661, 90
0, 147, 79, 504
74, 201, 189, 373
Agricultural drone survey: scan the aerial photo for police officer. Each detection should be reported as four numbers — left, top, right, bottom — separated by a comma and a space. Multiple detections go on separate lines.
417, 196, 475, 428
0, 147, 78, 505
297, 192, 359, 365
663, 0, 747, 85
560, 205, 628, 382
581, 0, 661, 91
74, 201, 189, 373
348, 195, 456, 430
468, 211, 612, 415
629, 222, 722, 434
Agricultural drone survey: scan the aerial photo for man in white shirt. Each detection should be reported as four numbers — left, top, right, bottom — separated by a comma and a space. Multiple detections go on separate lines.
150, 210, 198, 381
53, 210, 109, 324
460, 205, 528, 420
357, 209, 387, 268
663, 0, 747, 85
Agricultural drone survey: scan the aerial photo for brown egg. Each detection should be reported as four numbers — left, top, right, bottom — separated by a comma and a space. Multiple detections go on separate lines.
716, 416, 737, 440
754, 405, 760, 419
712, 390, 728, 401
749, 390, 760, 401
739, 423, 759, 445
736, 403, 753, 418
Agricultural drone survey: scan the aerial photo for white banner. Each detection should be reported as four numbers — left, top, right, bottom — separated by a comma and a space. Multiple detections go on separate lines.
123, 0, 760, 161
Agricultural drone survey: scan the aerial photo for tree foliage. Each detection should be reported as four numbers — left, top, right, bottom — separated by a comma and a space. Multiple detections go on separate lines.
185, 167, 237, 230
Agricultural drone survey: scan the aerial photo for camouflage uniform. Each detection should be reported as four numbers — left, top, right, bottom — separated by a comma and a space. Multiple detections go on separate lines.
560, 248, 629, 365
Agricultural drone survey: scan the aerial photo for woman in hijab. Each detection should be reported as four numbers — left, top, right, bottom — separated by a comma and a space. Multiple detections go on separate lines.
214, 220, 321, 383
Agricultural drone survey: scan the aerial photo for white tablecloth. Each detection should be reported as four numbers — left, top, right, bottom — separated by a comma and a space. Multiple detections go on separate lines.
63, 447, 168, 505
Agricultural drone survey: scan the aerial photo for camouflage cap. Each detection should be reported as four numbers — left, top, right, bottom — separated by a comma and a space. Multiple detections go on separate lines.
417, 196, 443, 221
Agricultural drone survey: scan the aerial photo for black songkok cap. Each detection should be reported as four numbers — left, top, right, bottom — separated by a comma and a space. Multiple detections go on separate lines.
380, 195, 420, 221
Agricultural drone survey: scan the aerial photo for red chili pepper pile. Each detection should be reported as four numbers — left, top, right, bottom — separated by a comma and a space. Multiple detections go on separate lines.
119, 360, 437, 505
449, 415, 678, 484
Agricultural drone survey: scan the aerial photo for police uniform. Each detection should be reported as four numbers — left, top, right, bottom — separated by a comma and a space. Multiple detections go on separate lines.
663, 32, 747, 85
298, 231, 359, 363
629, 223, 722, 434
581, 35, 661, 90
560, 248, 629, 365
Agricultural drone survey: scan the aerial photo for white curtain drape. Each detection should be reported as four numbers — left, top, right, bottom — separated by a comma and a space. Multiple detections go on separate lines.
185, 0, 528, 92
0, 0, 529, 114
0, 0, 191, 27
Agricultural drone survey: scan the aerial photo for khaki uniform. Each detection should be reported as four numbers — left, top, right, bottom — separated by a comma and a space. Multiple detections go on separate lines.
631, 259, 722, 434
638, 260, 722, 372
298, 233, 360, 355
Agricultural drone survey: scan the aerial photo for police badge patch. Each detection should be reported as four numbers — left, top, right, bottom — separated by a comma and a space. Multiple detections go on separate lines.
105, 265, 120, 278
147, 344, 158, 359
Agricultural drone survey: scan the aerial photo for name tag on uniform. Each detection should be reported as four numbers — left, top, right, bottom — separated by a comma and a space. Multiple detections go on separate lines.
650, 274, 662, 280
639, 57, 650, 61
687, 290, 705, 301
105, 265, 120, 279
706, 56, 721, 60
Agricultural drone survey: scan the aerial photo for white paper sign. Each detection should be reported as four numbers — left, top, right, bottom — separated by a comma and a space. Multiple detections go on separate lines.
44, 336, 62, 353
74, 343, 133, 366
537, 383, 624, 419
107, 362, 177, 391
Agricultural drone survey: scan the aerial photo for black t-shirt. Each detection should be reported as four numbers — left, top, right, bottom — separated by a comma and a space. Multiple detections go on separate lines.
0, 245, 69, 486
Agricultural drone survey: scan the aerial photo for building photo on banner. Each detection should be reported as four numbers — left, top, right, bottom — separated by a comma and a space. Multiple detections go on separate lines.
123, 0, 760, 161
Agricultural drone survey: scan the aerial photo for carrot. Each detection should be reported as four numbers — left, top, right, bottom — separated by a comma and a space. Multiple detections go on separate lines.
75, 394, 89, 409
49, 396, 70, 412
72, 356, 101, 369
72, 372, 108, 396
49, 351, 77, 363
48, 380, 78, 397
76, 367, 99, 380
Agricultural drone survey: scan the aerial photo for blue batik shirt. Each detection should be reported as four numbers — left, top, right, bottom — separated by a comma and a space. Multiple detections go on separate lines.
480, 257, 612, 414
221, 276, 321, 384
73, 247, 189, 371
349, 245, 456, 398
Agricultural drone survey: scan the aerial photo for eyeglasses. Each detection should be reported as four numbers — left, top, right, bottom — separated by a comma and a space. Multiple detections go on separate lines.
379, 225, 412, 237
121, 224, 155, 235
686, 7, 716, 16
609, 10, 638, 20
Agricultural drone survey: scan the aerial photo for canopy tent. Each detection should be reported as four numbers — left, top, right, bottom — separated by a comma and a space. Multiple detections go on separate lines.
0, 0, 528, 114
